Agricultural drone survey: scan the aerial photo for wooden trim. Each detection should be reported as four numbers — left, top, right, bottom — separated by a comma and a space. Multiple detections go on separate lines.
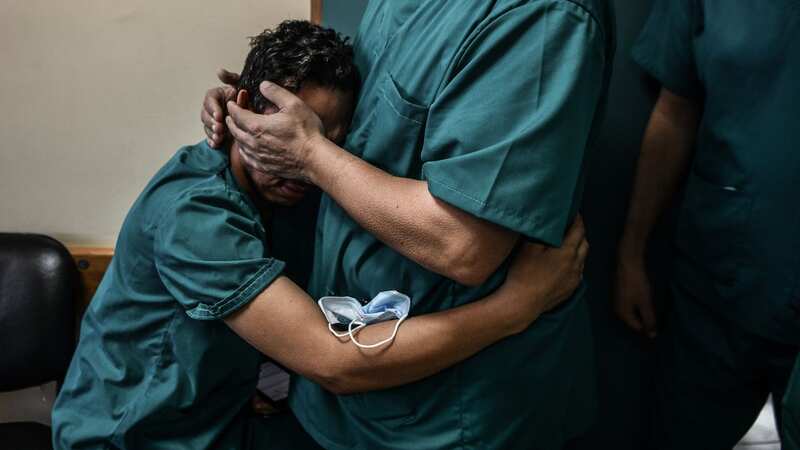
310, 0, 323, 24
68, 246, 113, 319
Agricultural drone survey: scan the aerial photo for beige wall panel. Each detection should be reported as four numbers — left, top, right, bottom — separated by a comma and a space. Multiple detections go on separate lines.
0, 0, 309, 246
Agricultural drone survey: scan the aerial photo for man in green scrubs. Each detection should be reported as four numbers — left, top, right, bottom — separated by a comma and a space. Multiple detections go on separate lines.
53, 21, 590, 449
614, 0, 800, 448
206, 1, 615, 448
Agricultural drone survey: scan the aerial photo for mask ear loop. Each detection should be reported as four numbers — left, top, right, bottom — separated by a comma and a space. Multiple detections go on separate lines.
328, 322, 365, 339
348, 317, 407, 349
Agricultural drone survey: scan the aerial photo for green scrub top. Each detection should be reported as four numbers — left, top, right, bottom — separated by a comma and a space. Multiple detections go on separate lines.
289, 1, 615, 449
52, 142, 289, 449
632, 0, 800, 344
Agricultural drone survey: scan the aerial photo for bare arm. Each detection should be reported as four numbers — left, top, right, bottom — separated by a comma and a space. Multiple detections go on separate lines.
304, 137, 517, 287
226, 220, 587, 395
618, 88, 701, 260
614, 88, 701, 336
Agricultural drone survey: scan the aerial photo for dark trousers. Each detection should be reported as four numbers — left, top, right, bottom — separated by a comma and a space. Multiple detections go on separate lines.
653, 283, 799, 450
246, 411, 324, 450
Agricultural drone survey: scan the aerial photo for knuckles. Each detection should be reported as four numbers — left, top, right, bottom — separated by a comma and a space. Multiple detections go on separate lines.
249, 122, 264, 136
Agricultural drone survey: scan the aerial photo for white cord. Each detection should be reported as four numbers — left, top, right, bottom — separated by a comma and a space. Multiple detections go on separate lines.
328, 322, 365, 338
348, 317, 406, 349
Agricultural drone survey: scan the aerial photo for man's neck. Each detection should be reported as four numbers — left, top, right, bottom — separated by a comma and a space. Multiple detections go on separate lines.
229, 141, 272, 221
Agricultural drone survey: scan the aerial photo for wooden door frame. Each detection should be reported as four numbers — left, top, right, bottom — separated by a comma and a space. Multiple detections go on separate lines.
311, 0, 322, 24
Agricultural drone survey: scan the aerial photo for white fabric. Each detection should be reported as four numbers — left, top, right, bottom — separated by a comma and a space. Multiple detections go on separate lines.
734, 396, 780, 449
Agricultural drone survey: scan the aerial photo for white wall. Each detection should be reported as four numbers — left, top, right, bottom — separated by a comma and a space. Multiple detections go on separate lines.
0, 0, 309, 246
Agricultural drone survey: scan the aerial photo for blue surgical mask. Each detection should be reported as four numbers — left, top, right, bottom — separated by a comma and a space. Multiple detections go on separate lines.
318, 291, 411, 349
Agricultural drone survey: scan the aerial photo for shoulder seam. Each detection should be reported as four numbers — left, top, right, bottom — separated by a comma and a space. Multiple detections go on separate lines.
555, 0, 607, 46
445, 0, 606, 77
510, 0, 605, 31
152, 178, 254, 233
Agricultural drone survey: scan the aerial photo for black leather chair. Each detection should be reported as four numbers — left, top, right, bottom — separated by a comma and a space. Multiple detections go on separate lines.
0, 233, 78, 450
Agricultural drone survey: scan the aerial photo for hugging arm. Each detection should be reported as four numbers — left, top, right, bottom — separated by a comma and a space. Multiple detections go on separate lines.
297, 138, 518, 287
225, 219, 587, 395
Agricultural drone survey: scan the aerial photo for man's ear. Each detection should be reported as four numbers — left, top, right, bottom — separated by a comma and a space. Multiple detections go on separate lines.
236, 89, 250, 109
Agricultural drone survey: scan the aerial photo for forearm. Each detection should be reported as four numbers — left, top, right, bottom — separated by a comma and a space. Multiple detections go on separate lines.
319, 283, 530, 394
226, 276, 532, 395
619, 89, 700, 258
308, 140, 444, 265
304, 137, 516, 285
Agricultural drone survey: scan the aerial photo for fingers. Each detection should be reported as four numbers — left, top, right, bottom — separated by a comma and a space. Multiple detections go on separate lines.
515, 240, 547, 262
618, 298, 656, 338
576, 238, 589, 268
613, 288, 657, 337
259, 81, 300, 110
563, 215, 586, 248
238, 146, 266, 174
203, 86, 230, 122
228, 101, 267, 136
217, 68, 240, 86
620, 308, 645, 333
638, 298, 658, 338
202, 89, 230, 148
201, 108, 225, 147
614, 259, 658, 338
226, 115, 259, 151
614, 296, 645, 333
204, 127, 214, 146
201, 107, 216, 132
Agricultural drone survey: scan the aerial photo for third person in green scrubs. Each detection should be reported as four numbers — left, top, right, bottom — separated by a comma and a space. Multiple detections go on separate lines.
615, 0, 800, 448
206, 1, 616, 448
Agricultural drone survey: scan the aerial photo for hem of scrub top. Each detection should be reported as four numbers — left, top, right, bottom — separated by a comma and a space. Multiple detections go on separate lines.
424, 174, 563, 247
629, 41, 703, 101
186, 258, 286, 320
288, 416, 352, 450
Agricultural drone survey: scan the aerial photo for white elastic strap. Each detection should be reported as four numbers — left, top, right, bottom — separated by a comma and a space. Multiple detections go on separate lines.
328, 322, 365, 339
348, 317, 406, 349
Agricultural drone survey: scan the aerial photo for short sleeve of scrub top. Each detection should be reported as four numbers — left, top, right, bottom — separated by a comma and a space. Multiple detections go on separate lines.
631, 0, 702, 99
154, 187, 285, 320
421, 1, 607, 246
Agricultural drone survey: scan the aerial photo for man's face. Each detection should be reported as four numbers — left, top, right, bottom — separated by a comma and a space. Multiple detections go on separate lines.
246, 83, 354, 206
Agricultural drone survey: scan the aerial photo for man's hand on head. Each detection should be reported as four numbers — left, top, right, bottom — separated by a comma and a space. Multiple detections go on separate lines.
201, 68, 240, 148
226, 81, 326, 183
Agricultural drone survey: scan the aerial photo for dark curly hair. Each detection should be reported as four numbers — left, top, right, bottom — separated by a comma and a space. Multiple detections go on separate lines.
238, 20, 359, 113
